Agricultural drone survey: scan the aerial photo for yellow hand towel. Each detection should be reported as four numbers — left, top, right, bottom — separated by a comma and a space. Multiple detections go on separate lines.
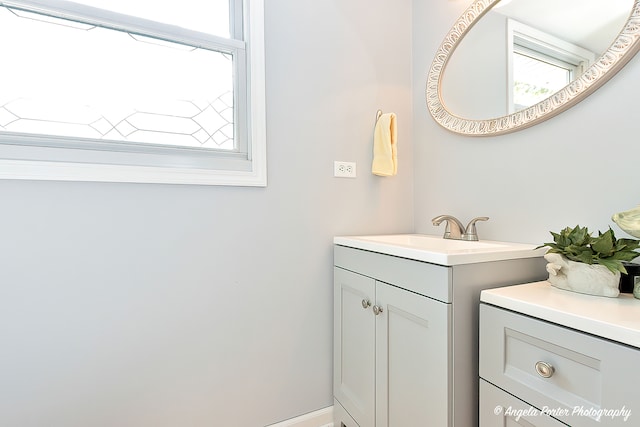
371, 112, 397, 176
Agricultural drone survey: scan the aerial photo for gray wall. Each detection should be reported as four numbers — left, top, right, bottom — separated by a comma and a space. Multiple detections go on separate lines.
413, 0, 640, 244
0, 1, 413, 426
3, 0, 637, 425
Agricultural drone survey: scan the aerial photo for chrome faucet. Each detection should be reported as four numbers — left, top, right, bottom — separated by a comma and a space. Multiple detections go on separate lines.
432, 215, 465, 240
432, 215, 489, 241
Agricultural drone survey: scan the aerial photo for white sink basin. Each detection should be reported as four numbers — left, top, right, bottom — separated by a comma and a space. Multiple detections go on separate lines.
333, 234, 546, 265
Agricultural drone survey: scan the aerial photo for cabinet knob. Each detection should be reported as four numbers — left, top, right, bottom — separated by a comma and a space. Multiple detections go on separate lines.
373, 305, 383, 315
535, 361, 555, 378
361, 299, 371, 309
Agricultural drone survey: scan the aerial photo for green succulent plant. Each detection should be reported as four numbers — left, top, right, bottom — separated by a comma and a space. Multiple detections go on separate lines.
536, 225, 640, 274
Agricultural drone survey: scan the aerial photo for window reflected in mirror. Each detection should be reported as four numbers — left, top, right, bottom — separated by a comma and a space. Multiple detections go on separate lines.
508, 20, 596, 112
512, 53, 570, 111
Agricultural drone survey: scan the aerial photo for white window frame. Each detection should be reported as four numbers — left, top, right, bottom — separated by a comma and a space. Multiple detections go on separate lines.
506, 19, 596, 115
0, 0, 266, 186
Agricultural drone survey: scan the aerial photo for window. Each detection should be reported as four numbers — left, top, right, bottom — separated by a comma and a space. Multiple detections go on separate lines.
0, 0, 266, 186
512, 47, 575, 112
507, 19, 595, 114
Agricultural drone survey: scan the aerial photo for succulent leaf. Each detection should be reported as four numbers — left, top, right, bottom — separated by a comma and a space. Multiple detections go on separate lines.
538, 225, 640, 274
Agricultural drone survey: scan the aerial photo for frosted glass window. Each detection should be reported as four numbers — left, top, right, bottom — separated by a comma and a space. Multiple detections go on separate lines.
0, 0, 265, 186
0, 8, 234, 151
0, 6, 235, 151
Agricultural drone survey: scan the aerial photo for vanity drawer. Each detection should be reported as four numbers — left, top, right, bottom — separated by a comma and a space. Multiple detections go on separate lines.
479, 303, 640, 427
334, 245, 452, 302
480, 379, 565, 427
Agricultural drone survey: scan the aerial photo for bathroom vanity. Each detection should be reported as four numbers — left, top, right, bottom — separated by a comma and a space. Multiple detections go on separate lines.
332, 234, 547, 427
480, 282, 640, 426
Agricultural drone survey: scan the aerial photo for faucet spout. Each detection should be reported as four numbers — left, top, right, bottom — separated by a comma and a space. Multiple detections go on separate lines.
432, 215, 465, 240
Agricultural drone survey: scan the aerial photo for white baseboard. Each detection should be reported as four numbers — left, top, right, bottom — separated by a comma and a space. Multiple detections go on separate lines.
266, 406, 333, 427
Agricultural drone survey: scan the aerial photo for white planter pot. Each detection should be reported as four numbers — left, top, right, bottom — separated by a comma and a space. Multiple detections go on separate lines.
544, 253, 621, 297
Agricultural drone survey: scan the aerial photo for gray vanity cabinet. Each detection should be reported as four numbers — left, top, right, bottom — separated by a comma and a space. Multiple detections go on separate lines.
334, 266, 450, 427
479, 303, 640, 427
333, 244, 546, 427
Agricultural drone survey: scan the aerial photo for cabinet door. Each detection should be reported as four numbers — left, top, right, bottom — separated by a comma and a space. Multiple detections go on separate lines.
334, 267, 376, 427
375, 282, 451, 427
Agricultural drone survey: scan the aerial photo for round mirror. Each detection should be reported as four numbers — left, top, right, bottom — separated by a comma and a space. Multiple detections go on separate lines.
426, 0, 640, 136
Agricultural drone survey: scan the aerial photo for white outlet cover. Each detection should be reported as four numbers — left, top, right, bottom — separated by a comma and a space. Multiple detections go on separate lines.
334, 161, 356, 178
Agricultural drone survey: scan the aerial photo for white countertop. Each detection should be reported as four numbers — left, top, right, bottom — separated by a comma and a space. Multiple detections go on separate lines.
334, 234, 545, 266
481, 281, 640, 348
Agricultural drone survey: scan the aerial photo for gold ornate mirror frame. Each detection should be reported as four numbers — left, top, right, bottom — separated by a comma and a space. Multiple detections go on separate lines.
426, 0, 640, 136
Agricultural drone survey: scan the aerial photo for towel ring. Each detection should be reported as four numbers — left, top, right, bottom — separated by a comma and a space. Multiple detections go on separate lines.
375, 110, 383, 124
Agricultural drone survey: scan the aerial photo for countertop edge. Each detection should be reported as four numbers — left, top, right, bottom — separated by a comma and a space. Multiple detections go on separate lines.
481, 281, 640, 349
333, 235, 544, 266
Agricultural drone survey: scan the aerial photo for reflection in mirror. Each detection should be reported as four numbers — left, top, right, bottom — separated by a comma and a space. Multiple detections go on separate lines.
508, 19, 596, 113
441, 0, 632, 120
427, 0, 640, 136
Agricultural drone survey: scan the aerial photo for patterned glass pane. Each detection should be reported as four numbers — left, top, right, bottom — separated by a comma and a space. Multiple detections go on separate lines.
75, 0, 231, 37
0, 6, 235, 151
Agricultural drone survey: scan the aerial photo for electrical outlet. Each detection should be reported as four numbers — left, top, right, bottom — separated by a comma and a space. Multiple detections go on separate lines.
334, 161, 357, 178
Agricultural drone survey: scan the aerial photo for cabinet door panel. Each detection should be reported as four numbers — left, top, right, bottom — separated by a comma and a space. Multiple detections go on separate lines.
334, 268, 376, 427
375, 282, 451, 427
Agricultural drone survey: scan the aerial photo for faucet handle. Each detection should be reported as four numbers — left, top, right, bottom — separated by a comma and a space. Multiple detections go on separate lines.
463, 217, 489, 241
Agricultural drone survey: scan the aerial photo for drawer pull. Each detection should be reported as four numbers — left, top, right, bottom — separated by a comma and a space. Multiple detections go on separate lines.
535, 361, 555, 378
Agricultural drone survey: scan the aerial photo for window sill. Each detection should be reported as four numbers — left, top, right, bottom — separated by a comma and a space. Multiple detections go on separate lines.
0, 158, 267, 186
